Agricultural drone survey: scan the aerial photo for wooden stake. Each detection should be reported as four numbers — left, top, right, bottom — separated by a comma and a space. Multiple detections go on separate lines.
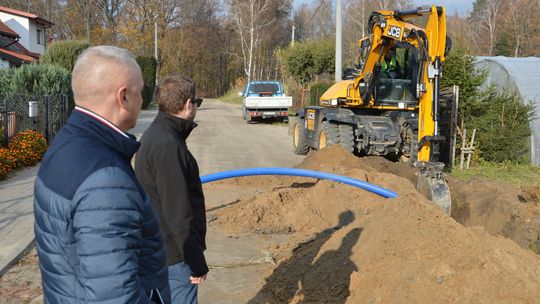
460, 128, 467, 170
466, 129, 476, 169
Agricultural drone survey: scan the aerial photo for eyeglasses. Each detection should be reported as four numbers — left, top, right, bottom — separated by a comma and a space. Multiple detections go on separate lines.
191, 97, 203, 108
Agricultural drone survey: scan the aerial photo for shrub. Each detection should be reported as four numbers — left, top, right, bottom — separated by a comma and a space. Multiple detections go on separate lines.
469, 88, 532, 163
440, 48, 486, 124
136, 56, 157, 109
278, 39, 335, 85
3, 64, 72, 111
278, 41, 315, 85
8, 130, 48, 168
309, 82, 333, 106
0, 130, 48, 180
312, 39, 335, 76
285, 81, 305, 111
0, 68, 13, 96
0, 148, 15, 180
41, 40, 90, 72
8, 63, 71, 96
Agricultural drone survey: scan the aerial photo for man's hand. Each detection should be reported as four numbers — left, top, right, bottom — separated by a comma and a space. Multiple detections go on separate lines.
189, 274, 207, 285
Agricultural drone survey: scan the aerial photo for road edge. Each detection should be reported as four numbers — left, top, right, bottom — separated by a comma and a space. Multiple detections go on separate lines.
0, 230, 35, 277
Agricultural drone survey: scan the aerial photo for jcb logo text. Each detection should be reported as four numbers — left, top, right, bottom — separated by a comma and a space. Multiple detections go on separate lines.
387, 26, 401, 38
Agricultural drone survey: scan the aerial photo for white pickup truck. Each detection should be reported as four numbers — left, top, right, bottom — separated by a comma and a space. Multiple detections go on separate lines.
240, 81, 292, 123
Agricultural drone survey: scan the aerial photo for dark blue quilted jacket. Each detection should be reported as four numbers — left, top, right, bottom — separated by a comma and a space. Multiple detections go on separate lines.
34, 108, 170, 303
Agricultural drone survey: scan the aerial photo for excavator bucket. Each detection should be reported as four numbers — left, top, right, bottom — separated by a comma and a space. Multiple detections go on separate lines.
415, 162, 452, 215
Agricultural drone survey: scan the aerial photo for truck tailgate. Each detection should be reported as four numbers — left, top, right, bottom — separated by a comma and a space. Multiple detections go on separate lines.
245, 96, 292, 108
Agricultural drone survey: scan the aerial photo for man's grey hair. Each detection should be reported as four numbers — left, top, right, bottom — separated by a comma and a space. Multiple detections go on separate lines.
72, 46, 138, 83
71, 46, 141, 104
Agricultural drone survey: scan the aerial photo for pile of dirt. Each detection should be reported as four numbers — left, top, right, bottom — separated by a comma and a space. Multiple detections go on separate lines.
521, 185, 540, 203
449, 178, 540, 254
209, 145, 540, 303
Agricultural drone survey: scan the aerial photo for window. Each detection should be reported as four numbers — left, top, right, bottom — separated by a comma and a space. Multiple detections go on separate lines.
37, 29, 44, 45
249, 83, 279, 95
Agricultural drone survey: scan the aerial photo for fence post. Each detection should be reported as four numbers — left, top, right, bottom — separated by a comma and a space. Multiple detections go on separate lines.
60, 95, 66, 125
44, 96, 50, 143
64, 95, 69, 123
0, 100, 9, 148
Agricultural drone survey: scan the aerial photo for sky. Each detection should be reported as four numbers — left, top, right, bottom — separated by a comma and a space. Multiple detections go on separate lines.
293, 0, 474, 16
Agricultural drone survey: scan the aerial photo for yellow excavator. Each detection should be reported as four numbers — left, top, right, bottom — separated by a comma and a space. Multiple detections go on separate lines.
292, 6, 453, 214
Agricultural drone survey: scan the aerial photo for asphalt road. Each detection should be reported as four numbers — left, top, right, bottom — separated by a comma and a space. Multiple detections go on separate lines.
188, 100, 304, 175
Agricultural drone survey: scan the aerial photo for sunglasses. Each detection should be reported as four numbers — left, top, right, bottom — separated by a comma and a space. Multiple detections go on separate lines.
191, 97, 203, 108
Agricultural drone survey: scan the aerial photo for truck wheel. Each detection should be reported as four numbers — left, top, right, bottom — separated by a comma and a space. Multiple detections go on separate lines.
245, 108, 252, 123
319, 121, 340, 150
338, 124, 355, 153
293, 120, 309, 155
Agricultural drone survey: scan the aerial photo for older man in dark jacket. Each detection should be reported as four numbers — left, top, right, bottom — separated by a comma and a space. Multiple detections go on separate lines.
135, 75, 207, 304
34, 46, 170, 303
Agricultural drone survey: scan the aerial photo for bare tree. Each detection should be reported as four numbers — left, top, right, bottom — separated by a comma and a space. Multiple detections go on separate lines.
95, 0, 126, 40
506, 0, 540, 57
344, 0, 413, 66
228, 0, 277, 83
507, 0, 522, 57
69, 0, 98, 43
374, 0, 412, 9
471, 0, 503, 55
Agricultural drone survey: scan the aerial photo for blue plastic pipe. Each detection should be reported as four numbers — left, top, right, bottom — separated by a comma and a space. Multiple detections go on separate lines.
200, 167, 397, 198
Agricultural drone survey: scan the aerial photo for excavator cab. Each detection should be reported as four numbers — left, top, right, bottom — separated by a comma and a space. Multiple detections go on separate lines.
374, 44, 418, 107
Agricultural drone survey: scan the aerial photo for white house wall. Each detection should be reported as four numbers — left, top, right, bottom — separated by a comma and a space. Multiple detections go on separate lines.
0, 58, 9, 68
0, 12, 30, 50
0, 12, 46, 55
28, 21, 45, 54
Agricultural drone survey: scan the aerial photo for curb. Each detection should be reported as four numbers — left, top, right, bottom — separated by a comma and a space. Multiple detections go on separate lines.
0, 230, 35, 277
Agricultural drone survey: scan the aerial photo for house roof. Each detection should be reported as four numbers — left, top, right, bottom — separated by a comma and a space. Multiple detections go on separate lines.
11, 40, 39, 59
0, 46, 36, 62
0, 5, 53, 27
0, 33, 39, 63
0, 20, 18, 38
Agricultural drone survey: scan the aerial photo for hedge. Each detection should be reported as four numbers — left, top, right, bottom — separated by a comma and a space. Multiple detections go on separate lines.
136, 56, 157, 109
41, 40, 90, 72
1, 63, 71, 97
309, 82, 333, 106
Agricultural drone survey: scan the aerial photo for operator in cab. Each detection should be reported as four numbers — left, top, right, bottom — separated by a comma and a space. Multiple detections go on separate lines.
382, 48, 401, 79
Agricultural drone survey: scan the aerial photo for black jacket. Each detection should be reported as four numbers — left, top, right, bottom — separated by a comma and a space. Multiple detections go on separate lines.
135, 111, 208, 277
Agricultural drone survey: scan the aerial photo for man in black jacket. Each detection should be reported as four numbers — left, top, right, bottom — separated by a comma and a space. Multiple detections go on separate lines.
135, 75, 207, 304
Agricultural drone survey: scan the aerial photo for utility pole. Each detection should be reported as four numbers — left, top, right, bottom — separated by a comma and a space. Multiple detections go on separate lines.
291, 25, 295, 46
154, 22, 158, 85
335, 0, 342, 82
154, 22, 158, 61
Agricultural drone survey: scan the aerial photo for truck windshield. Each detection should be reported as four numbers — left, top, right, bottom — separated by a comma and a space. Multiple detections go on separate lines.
249, 83, 279, 95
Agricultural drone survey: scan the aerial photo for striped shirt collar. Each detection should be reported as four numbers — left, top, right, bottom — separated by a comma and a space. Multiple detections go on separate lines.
74, 106, 129, 139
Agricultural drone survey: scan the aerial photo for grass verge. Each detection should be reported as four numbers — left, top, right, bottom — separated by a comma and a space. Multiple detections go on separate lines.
220, 87, 243, 104
450, 160, 540, 185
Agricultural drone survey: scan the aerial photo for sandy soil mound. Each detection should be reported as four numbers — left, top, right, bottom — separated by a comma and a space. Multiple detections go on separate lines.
209, 146, 540, 303
521, 185, 540, 203
449, 178, 540, 254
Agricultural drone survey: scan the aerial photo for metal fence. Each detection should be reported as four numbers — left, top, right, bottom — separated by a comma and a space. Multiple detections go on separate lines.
0, 93, 70, 147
